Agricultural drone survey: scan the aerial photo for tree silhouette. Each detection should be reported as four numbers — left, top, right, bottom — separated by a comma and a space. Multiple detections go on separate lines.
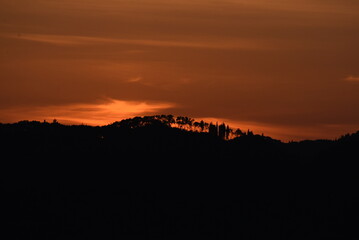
208, 122, 217, 137
193, 121, 201, 132
218, 123, 226, 140
225, 125, 231, 140
175, 116, 194, 130
234, 128, 244, 138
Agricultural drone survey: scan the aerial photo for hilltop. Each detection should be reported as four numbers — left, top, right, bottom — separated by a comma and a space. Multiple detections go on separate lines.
1, 114, 358, 181
1, 115, 358, 163
1, 115, 359, 239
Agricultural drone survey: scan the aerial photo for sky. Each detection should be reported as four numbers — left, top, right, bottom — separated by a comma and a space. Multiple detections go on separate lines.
1, 0, 359, 141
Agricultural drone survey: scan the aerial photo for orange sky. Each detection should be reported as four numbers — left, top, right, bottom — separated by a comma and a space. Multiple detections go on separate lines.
1, 0, 359, 141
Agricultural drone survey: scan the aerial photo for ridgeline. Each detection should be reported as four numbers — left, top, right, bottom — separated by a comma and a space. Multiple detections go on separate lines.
1, 115, 358, 239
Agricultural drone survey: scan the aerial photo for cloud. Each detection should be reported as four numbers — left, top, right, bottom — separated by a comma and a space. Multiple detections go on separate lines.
0, 98, 176, 125
344, 75, 359, 82
16, 0, 359, 15
127, 77, 143, 83
224, 0, 359, 14
2, 33, 273, 50
3, 34, 120, 46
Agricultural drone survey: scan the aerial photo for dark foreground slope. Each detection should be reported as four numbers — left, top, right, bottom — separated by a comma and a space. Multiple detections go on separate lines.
1, 120, 358, 239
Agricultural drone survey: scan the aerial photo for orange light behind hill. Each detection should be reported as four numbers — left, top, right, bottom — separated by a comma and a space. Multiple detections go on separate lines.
0, 99, 175, 126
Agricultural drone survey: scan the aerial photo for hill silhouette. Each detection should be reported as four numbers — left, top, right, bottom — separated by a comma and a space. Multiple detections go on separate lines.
1, 115, 358, 239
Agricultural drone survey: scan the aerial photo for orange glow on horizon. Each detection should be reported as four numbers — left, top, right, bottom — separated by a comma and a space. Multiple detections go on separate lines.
0, 99, 175, 126
0, 101, 357, 141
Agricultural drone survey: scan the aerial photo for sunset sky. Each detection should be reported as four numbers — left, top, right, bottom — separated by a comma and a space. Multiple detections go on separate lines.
1, 0, 359, 141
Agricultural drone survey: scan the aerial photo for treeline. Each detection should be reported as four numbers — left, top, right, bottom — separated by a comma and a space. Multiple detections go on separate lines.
2, 115, 358, 144
109, 114, 253, 140
1, 115, 358, 164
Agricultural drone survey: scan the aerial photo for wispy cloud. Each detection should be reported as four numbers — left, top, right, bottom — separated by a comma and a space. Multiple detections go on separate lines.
3, 33, 119, 46
344, 75, 359, 82
0, 98, 175, 125
2, 33, 273, 50
225, 0, 359, 14
30, 0, 359, 15
127, 77, 143, 83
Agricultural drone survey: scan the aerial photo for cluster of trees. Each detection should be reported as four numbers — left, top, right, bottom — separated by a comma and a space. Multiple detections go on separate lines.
110, 115, 253, 140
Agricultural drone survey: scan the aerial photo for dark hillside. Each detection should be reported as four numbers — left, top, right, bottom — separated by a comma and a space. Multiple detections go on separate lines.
1, 117, 358, 239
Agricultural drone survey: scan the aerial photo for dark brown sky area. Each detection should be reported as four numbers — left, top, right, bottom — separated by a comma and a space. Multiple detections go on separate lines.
1, 0, 359, 141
